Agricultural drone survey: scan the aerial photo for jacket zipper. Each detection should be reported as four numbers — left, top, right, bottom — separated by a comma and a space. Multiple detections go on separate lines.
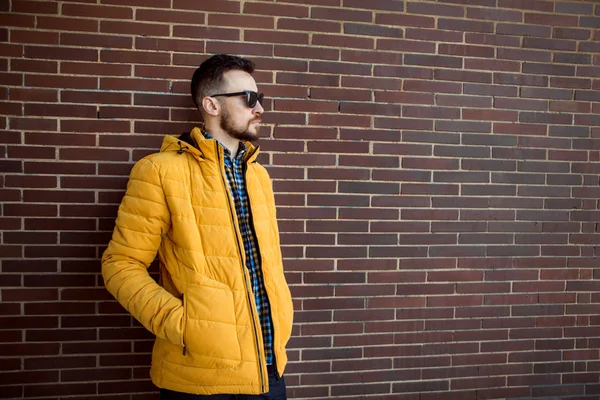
217, 143, 267, 392
182, 293, 187, 355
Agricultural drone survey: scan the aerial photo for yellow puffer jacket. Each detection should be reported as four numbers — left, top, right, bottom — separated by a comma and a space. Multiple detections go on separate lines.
101, 127, 294, 395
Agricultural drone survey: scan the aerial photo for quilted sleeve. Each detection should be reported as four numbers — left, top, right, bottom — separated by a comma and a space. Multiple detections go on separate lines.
101, 157, 183, 346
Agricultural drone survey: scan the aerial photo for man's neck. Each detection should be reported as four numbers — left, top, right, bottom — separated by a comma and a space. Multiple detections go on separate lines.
203, 123, 240, 158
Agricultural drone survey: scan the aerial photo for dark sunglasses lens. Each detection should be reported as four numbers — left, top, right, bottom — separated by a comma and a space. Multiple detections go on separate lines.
245, 91, 256, 108
245, 91, 263, 108
257, 93, 264, 105
247, 92, 256, 108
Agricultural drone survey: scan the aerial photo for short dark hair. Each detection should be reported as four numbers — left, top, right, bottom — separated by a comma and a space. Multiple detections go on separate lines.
190, 54, 255, 110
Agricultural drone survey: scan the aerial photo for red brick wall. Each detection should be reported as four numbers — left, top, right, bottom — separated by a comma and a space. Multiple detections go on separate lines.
2, 0, 600, 398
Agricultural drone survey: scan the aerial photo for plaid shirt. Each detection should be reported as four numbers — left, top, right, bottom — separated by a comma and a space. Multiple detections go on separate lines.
202, 131, 274, 365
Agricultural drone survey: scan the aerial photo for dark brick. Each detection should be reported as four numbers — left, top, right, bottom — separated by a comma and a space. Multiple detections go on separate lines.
438, 18, 494, 33
497, 23, 552, 38
344, 23, 403, 38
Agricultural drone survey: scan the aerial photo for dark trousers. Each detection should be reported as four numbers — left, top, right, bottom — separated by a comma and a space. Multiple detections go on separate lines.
159, 365, 287, 400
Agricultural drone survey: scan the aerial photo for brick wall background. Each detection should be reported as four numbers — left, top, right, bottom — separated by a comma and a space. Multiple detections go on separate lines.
2, 0, 600, 399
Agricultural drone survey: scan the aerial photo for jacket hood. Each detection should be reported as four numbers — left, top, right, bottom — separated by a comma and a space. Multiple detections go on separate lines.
159, 127, 260, 163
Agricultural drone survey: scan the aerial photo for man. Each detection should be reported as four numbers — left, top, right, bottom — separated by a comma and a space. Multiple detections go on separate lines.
102, 54, 294, 399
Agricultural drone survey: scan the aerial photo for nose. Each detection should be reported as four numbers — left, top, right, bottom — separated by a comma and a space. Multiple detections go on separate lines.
254, 100, 264, 113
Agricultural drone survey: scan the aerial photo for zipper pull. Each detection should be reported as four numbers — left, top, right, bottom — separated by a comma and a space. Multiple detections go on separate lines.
182, 293, 187, 356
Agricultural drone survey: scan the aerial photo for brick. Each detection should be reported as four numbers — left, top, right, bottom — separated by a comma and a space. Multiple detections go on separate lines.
405, 54, 462, 68
10, 88, 57, 102
436, 69, 492, 84
436, 94, 492, 108
526, 12, 579, 26
207, 41, 273, 58
436, 120, 491, 133
579, 41, 600, 54
376, 91, 434, 105
279, 46, 340, 64
312, 33, 372, 49
0, 72, 23, 86
403, 130, 460, 145
101, 20, 169, 37
24, 103, 96, 118
5, 174, 57, 188
24, 160, 96, 175
11, 29, 59, 45
61, 61, 132, 78
342, 49, 403, 65
12, 0, 58, 14
496, 23, 552, 38
406, 27, 463, 42
25, 383, 96, 397
465, 32, 522, 47
279, 18, 340, 33
408, 2, 464, 17
523, 38, 577, 51
375, 117, 433, 131
433, 145, 490, 158
557, 2, 594, 14
465, 83, 518, 97
494, 97, 546, 111
580, 17, 600, 28
379, 17, 435, 34
277, 72, 338, 87
310, 7, 372, 23
523, 62, 576, 76
100, 50, 170, 65
137, 8, 205, 24
463, 108, 517, 121
521, 86, 573, 100
439, 43, 495, 58
63, 3, 133, 19
438, 18, 493, 33
467, 6, 522, 21
402, 105, 459, 119
555, 53, 592, 65
519, 111, 572, 125
60, 33, 132, 49
0, 13, 33, 28
38, 16, 99, 32
8, 145, 55, 160
173, 0, 238, 11
26, 74, 97, 90
575, 115, 600, 126
405, 79, 462, 94
554, 28, 591, 40
98, 105, 169, 121
344, 0, 403, 11
551, 77, 591, 89
577, 66, 600, 78
308, 112, 370, 127
243, 2, 307, 17
378, 38, 435, 55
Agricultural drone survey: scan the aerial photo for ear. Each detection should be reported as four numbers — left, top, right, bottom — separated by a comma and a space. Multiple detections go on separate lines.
201, 96, 220, 117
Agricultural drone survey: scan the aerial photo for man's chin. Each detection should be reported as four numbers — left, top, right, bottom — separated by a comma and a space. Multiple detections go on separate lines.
231, 128, 259, 142
246, 125, 261, 141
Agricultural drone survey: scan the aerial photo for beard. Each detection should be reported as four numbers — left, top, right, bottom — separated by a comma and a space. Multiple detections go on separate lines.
220, 107, 261, 142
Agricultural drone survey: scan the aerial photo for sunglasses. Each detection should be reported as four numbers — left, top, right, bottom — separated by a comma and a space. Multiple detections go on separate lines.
210, 90, 264, 108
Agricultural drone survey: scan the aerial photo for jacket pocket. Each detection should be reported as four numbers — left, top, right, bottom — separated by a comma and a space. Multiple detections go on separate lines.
278, 282, 294, 346
183, 280, 242, 367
